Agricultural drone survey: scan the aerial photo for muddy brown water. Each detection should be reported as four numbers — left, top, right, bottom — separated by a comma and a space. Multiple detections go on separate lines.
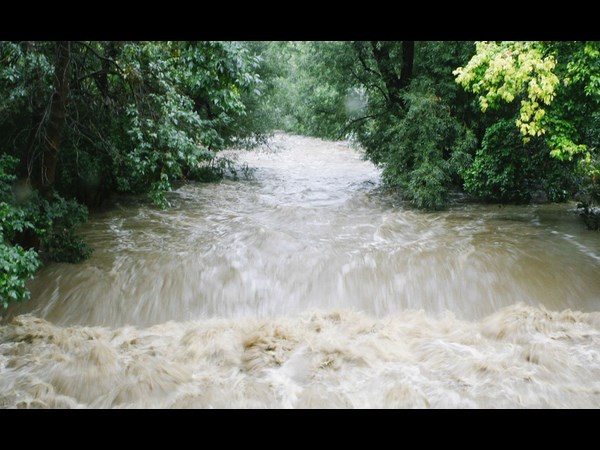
2, 133, 600, 408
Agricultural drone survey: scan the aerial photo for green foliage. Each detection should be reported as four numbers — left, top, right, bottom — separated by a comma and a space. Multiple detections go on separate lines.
261, 41, 483, 209
455, 40, 599, 214
106, 41, 267, 203
0, 240, 40, 308
33, 194, 93, 263
227, 42, 278, 148
465, 120, 531, 202
353, 43, 478, 209
148, 173, 173, 209
0, 40, 277, 306
0, 151, 92, 306
455, 41, 560, 138
455, 41, 599, 165
2, 189, 92, 265
1, 41, 273, 211
0, 155, 18, 196
262, 42, 358, 139
265, 40, 596, 210
464, 120, 576, 203
359, 79, 474, 209
0, 154, 40, 306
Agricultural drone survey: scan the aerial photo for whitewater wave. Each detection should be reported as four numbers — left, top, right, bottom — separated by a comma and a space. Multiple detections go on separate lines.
2, 303, 599, 408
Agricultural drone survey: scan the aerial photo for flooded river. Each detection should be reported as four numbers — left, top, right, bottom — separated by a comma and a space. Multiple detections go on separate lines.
2, 133, 599, 408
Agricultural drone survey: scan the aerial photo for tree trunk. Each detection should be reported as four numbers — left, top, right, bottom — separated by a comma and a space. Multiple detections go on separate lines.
94, 41, 117, 99
40, 41, 71, 199
399, 41, 414, 90
19, 42, 44, 183
369, 41, 414, 111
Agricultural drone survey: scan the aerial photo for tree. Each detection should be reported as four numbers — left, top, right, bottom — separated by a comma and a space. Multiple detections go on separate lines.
266, 41, 589, 209
368, 41, 414, 109
351, 41, 478, 209
262, 41, 478, 209
455, 41, 600, 205
0, 40, 274, 306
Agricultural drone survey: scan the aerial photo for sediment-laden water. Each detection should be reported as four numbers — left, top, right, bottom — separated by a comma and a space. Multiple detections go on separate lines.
2, 134, 599, 408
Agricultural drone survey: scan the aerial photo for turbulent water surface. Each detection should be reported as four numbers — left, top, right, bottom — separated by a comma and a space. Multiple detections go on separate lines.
2, 133, 600, 408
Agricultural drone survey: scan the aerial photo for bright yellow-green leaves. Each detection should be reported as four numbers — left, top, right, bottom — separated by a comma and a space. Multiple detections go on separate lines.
454, 41, 559, 140
453, 40, 600, 170
455, 40, 600, 195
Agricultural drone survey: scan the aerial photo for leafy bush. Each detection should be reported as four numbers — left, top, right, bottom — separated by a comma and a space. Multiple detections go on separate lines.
33, 194, 93, 263
359, 79, 475, 210
0, 155, 41, 306
0, 240, 40, 307
464, 120, 532, 202
1, 41, 273, 212
0, 155, 92, 307
464, 119, 576, 203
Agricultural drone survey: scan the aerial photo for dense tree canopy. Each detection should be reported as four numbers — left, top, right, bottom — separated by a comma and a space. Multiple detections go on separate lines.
0, 41, 270, 206
456, 41, 599, 205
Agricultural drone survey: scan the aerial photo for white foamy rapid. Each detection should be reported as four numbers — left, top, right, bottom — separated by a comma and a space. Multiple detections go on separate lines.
2, 305, 600, 408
